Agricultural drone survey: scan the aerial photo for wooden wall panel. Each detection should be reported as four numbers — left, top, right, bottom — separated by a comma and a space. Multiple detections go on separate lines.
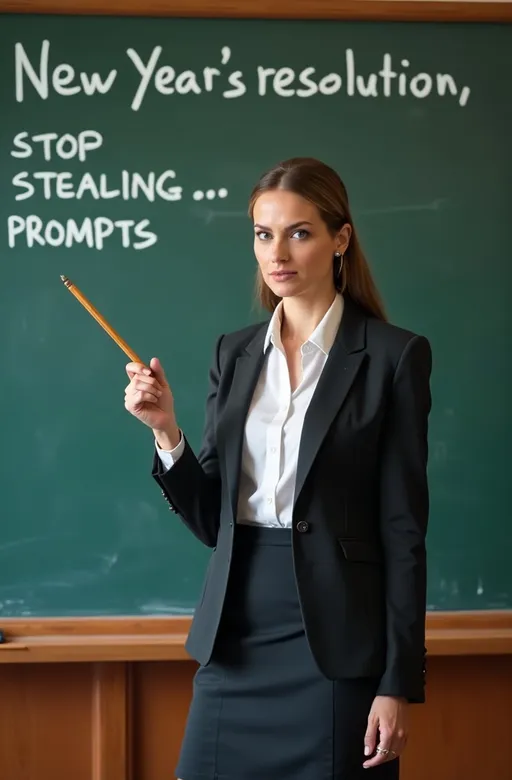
132, 661, 196, 780
92, 662, 133, 780
0, 614, 509, 778
0, 663, 93, 780
403, 655, 512, 780
0, 655, 510, 780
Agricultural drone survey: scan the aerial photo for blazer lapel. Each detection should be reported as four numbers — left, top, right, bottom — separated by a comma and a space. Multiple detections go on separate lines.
219, 325, 267, 521
293, 298, 368, 510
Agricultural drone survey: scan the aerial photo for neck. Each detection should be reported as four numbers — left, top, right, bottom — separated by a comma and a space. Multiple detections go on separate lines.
280, 289, 337, 345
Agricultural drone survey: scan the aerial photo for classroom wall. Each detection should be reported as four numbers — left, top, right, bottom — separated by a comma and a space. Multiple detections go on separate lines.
1, 1, 511, 778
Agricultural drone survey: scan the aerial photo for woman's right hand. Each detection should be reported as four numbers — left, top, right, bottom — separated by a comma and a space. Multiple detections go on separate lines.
124, 357, 178, 443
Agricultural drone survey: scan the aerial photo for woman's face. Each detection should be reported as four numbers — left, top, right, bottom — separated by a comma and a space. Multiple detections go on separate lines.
253, 189, 351, 302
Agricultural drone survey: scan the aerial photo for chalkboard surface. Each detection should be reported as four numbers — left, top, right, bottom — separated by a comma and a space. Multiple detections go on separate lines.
0, 14, 511, 616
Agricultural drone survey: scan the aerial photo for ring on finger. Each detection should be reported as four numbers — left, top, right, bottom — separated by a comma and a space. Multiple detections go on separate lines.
376, 748, 389, 756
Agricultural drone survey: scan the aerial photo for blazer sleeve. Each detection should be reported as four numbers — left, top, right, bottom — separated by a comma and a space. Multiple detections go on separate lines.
151, 334, 224, 549
376, 334, 432, 704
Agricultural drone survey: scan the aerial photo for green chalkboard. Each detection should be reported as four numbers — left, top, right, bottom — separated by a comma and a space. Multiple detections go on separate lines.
0, 14, 511, 616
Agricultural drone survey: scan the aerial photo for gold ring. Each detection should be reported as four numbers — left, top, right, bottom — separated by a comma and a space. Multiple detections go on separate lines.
376, 748, 389, 755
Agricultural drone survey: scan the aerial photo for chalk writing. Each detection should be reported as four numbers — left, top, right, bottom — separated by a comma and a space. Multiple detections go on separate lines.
6, 38, 473, 249
14, 40, 472, 110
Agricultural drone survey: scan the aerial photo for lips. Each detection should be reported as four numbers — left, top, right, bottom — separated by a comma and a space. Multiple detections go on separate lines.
270, 271, 296, 278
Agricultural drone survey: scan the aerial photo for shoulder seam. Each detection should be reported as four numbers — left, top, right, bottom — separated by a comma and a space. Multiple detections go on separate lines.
392, 334, 428, 385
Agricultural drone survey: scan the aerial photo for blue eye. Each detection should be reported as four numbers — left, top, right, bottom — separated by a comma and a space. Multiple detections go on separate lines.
254, 228, 309, 241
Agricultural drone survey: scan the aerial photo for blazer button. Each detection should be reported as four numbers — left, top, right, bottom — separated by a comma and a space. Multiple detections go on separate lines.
296, 520, 309, 533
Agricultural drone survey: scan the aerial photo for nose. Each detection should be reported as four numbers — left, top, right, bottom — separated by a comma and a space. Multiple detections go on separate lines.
269, 236, 289, 264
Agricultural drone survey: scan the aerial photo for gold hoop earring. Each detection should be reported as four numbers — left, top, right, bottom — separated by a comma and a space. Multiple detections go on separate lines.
340, 263, 348, 294
334, 251, 348, 293
334, 251, 346, 292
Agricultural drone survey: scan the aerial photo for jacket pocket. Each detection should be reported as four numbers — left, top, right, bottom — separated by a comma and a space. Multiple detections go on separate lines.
337, 538, 382, 563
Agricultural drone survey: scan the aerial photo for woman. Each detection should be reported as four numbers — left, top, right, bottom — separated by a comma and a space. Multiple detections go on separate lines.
124, 157, 432, 779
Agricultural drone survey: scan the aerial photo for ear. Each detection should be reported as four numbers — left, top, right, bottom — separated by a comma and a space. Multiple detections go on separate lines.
336, 223, 352, 255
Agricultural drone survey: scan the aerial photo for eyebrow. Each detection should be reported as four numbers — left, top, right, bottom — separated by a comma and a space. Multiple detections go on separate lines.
253, 221, 313, 232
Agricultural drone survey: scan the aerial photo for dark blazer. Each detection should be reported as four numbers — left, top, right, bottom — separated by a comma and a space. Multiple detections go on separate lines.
152, 296, 432, 704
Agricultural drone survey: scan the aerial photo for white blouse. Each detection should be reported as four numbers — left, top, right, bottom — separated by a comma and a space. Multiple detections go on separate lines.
156, 294, 344, 528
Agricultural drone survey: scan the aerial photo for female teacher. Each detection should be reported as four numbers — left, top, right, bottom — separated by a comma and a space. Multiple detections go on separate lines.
124, 157, 432, 779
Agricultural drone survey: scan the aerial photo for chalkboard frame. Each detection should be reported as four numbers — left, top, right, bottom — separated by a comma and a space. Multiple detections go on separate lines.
1, 0, 511, 656
0, 612, 511, 661
1, 0, 512, 23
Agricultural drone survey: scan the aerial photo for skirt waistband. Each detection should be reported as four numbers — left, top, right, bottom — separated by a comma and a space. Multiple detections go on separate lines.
234, 523, 292, 546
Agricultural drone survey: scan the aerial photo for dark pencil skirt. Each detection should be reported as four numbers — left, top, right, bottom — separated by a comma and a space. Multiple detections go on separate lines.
176, 525, 399, 780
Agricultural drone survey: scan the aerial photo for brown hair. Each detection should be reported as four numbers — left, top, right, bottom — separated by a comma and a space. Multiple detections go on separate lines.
248, 157, 387, 321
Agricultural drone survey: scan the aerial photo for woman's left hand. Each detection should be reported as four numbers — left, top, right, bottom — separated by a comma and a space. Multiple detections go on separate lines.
363, 696, 409, 769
